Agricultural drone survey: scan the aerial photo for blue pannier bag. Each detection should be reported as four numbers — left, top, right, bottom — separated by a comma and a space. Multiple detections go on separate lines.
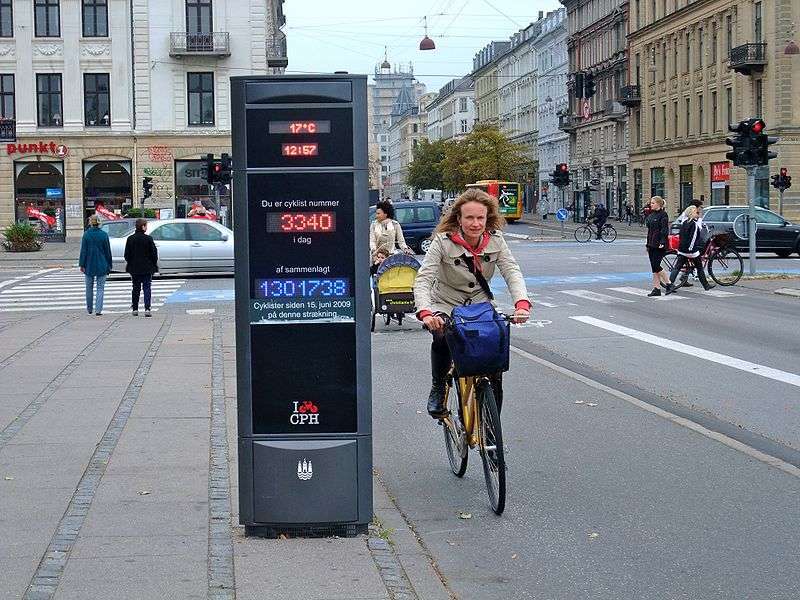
445, 302, 510, 376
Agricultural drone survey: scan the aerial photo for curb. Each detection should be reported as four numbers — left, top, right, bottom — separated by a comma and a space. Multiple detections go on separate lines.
774, 288, 800, 298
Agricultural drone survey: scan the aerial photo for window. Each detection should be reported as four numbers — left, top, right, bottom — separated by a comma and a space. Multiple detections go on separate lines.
754, 2, 762, 42
188, 222, 224, 241
635, 109, 641, 146
651, 106, 656, 142
698, 28, 703, 68
84, 73, 110, 126
754, 209, 784, 225
711, 91, 718, 131
459, 97, 468, 112
685, 31, 690, 72
755, 79, 763, 118
36, 73, 62, 127
34, 0, 60, 37
661, 43, 667, 80
416, 206, 435, 222
635, 53, 641, 84
685, 97, 690, 136
187, 72, 214, 126
673, 36, 678, 76
662, 103, 667, 139
698, 94, 703, 133
712, 24, 718, 63
0, 0, 12, 37
726, 87, 732, 126
82, 0, 107, 37
673, 100, 678, 138
726, 15, 732, 52
460, 119, 468, 133
186, 0, 212, 34
0, 74, 13, 118
412, 123, 418, 133
635, 0, 641, 29
651, 167, 665, 198
151, 223, 188, 241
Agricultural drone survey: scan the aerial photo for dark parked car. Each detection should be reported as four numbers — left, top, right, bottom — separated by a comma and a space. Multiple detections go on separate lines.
675, 206, 800, 257
370, 200, 441, 253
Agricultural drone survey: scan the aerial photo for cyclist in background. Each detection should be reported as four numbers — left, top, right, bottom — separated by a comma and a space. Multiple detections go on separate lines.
414, 189, 531, 418
592, 202, 608, 240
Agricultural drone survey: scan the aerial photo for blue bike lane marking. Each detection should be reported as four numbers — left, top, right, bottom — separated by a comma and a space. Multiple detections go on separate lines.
165, 289, 235, 303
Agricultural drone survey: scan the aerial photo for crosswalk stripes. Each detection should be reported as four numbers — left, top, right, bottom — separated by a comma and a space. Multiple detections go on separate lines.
560, 289, 636, 304
607, 286, 686, 301
0, 270, 185, 313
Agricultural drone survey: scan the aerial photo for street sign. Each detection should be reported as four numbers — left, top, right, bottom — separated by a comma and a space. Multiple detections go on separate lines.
733, 213, 753, 240
556, 208, 569, 222
231, 75, 372, 538
45, 188, 63, 198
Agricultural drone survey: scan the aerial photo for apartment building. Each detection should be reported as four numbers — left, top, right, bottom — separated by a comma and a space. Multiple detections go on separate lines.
0, 0, 286, 239
627, 0, 800, 219
426, 77, 474, 142
385, 89, 435, 200
535, 8, 569, 214
471, 41, 510, 126
560, 0, 629, 219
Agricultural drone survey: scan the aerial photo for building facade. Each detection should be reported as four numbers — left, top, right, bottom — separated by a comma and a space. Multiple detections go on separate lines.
560, 0, 629, 219
385, 90, 434, 200
535, 8, 570, 214
472, 41, 510, 126
627, 0, 800, 220
426, 77, 475, 142
0, 0, 286, 239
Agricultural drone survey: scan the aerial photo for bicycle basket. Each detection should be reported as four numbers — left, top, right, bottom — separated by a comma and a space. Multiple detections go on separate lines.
444, 302, 510, 377
711, 232, 730, 246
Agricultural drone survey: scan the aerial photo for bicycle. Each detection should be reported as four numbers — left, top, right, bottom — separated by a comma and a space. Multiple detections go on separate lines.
438, 315, 509, 515
574, 221, 617, 243
661, 232, 744, 286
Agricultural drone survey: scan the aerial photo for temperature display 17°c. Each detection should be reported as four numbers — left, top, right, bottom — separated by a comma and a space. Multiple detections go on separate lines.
266, 211, 336, 233
269, 120, 332, 134
255, 278, 350, 299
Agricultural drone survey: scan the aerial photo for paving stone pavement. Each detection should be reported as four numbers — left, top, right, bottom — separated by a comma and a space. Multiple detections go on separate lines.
0, 313, 449, 600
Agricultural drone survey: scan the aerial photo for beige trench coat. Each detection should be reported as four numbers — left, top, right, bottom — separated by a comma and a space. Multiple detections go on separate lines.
370, 219, 409, 255
414, 231, 529, 315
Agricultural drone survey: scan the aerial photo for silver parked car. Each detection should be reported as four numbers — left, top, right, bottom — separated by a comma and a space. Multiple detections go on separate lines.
110, 219, 234, 274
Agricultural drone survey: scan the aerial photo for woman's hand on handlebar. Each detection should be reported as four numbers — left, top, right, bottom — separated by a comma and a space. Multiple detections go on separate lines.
511, 308, 530, 324
422, 314, 446, 332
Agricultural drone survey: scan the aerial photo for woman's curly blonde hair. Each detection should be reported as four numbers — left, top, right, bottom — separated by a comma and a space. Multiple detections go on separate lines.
434, 188, 506, 235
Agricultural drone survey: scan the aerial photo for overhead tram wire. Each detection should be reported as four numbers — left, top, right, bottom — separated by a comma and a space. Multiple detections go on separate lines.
478, 0, 523, 28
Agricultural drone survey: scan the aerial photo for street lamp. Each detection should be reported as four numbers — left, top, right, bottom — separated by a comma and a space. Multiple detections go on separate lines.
419, 16, 435, 51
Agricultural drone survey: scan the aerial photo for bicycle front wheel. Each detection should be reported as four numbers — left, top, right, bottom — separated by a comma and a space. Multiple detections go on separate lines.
477, 381, 505, 515
442, 377, 468, 477
708, 247, 743, 286
601, 225, 617, 243
574, 226, 592, 243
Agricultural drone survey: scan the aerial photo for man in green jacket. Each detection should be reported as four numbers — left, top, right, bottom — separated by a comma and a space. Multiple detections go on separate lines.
79, 215, 113, 315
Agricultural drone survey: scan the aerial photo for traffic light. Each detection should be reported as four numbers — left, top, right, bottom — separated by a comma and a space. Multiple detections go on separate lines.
750, 119, 777, 166
582, 73, 593, 98
725, 120, 753, 167
772, 167, 792, 192
142, 177, 153, 199
574, 72, 584, 99
204, 153, 218, 185
552, 163, 570, 188
218, 153, 232, 185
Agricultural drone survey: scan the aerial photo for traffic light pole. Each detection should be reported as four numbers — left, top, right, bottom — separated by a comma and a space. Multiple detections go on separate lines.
746, 166, 757, 275
779, 188, 784, 216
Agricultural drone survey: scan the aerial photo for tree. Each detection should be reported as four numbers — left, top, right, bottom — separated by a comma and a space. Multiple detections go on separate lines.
457, 123, 534, 184
406, 139, 447, 192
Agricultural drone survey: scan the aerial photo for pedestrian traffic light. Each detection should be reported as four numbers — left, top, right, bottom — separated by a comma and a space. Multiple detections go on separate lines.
772, 167, 792, 192
218, 153, 232, 185
204, 153, 219, 185
584, 73, 596, 98
750, 119, 778, 166
142, 177, 153, 199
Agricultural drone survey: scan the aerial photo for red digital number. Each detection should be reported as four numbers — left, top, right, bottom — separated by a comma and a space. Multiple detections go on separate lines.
282, 143, 318, 157
288, 122, 317, 134
277, 212, 335, 232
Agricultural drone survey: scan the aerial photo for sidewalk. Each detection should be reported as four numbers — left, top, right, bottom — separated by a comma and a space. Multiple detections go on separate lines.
516, 212, 647, 239
0, 240, 81, 265
0, 312, 448, 600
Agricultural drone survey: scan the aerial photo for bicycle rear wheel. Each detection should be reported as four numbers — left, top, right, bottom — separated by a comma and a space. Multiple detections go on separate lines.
601, 225, 617, 243
708, 247, 743, 286
574, 226, 592, 243
442, 376, 468, 477
477, 380, 505, 515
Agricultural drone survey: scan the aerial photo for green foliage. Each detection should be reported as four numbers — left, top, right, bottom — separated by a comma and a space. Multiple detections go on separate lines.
411, 125, 533, 194
124, 208, 158, 218
2, 222, 43, 252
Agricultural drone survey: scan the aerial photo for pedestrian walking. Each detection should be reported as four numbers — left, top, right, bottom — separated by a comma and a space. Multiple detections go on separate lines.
665, 206, 715, 294
672, 199, 706, 288
370, 200, 411, 258
79, 215, 113, 316
625, 202, 633, 226
124, 218, 159, 317
644, 196, 671, 297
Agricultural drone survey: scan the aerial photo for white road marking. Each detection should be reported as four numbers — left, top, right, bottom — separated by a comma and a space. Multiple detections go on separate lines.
680, 287, 743, 297
571, 316, 800, 389
186, 308, 216, 315
561, 289, 636, 304
0, 268, 61, 290
0, 303, 165, 313
510, 345, 800, 479
608, 286, 686, 301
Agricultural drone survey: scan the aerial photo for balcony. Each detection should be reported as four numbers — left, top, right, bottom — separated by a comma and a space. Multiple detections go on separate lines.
605, 100, 627, 121
729, 43, 767, 75
267, 36, 288, 68
619, 85, 641, 107
170, 32, 230, 57
0, 118, 15, 142
558, 113, 579, 133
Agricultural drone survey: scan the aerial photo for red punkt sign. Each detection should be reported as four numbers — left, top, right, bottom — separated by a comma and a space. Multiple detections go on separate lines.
6, 141, 70, 157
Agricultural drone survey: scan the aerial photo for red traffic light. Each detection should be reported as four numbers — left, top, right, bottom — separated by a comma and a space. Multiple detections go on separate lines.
780, 168, 788, 177
559, 164, 568, 172
751, 120, 765, 134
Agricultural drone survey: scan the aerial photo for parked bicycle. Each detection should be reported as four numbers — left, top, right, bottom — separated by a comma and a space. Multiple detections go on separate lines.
574, 221, 617, 243
661, 232, 744, 286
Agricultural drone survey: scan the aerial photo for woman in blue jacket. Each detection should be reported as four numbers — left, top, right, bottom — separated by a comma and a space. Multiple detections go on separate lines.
78, 215, 113, 315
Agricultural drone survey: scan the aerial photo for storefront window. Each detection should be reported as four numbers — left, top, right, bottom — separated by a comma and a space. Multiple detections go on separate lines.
14, 161, 66, 242
175, 159, 231, 228
83, 160, 132, 225
710, 161, 730, 206
650, 167, 665, 199
679, 164, 693, 211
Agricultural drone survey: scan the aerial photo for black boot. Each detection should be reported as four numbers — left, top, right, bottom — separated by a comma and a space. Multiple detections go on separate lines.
427, 344, 451, 418
694, 260, 715, 290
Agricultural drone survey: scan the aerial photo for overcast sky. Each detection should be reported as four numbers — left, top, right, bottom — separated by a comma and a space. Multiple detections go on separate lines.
283, 0, 563, 92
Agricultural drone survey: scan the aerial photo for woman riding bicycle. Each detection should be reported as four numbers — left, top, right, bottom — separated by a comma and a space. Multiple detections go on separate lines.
414, 189, 531, 418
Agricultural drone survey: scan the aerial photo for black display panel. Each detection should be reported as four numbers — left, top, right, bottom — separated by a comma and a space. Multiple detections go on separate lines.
247, 172, 355, 324
246, 108, 353, 169
250, 325, 357, 434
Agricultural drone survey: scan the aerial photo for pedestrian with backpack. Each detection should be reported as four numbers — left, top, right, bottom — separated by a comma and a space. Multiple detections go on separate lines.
414, 189, 530, 418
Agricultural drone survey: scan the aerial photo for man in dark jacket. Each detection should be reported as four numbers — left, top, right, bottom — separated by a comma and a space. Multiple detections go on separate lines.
124, 219, 159, 317
592, 202, 608, 239
79, 215, 113, 315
